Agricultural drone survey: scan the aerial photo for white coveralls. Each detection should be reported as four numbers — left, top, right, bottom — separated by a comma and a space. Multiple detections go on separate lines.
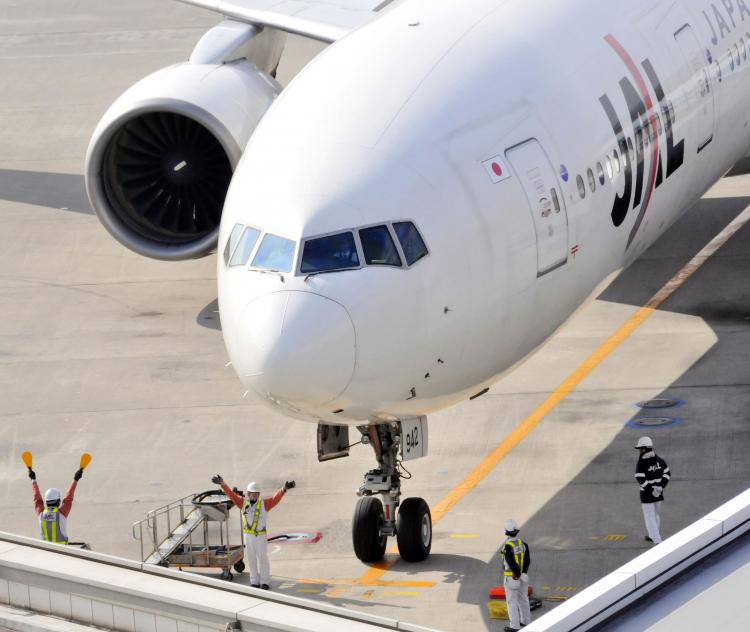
503, 536, 531, 629
642, 501, 663, 544
243, 499, 270, 586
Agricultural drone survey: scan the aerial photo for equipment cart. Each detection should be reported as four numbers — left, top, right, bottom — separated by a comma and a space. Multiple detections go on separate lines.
132, 490, 245, 581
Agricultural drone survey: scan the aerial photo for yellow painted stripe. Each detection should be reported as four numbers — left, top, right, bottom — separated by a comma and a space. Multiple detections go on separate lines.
296, 588, 322, 593
357, 203, 750, 584
449, 533, 481, 539
382, 591, 420, 597
298, 576, 434, 588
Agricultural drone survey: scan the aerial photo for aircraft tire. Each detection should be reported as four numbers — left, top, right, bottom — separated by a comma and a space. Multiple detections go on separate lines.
396, 497, 432, 562
352, 496, 387, 562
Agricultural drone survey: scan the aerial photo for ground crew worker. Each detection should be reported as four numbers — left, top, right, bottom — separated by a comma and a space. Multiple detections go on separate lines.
634, 436, 671, 544
502, 518, 531, 632
29, 466, 84, 544
211, 474, 294, 589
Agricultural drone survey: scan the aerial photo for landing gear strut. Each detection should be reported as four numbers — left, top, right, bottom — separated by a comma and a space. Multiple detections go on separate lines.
351, 421, 432, 563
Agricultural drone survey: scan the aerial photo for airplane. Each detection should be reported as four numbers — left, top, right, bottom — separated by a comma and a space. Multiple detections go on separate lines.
84, 0, 750, 564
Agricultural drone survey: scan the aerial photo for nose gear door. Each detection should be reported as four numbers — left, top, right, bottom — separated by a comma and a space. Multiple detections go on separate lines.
506, 139, 569, 276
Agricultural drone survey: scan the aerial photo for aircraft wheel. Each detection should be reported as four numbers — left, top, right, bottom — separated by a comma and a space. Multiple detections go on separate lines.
352, 496, 387, 562
233, 561, 245, 573
396, 497, 432, 562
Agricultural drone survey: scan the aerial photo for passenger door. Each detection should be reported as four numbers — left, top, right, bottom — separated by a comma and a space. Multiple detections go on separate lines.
674, 24, 715, 151
506, 139, 568, 276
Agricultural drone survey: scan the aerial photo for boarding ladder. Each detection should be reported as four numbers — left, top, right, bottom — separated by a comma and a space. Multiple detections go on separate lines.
132, 492, 244, 579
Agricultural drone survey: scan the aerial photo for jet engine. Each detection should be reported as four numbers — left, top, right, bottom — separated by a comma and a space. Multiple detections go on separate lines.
85, 59, 280, 260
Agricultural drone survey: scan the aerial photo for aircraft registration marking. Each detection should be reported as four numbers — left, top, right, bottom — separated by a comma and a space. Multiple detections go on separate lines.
356, 203, 750, 586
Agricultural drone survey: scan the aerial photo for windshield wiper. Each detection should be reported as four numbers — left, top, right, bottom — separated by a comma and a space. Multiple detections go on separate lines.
304, 267, 358, 282
252, 268, 285, 282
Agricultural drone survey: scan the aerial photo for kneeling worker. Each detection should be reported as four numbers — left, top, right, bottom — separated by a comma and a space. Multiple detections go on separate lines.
211, 474, 294, 589
502, 518, 531, 632
30, 467, 84, 545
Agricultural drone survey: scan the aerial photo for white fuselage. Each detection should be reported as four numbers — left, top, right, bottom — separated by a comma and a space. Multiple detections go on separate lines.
218, 0, 750, 424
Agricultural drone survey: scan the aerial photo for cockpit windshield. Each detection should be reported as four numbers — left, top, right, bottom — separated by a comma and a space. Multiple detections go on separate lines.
229, 226, 261, 267
300, 232, 360, 274
251, 233, 295, 272
393, 221, 428, 266
359, 225, 402, 267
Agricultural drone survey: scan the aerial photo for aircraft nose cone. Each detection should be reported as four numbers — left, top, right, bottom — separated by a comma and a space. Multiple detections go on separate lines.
239, 291, 356, 407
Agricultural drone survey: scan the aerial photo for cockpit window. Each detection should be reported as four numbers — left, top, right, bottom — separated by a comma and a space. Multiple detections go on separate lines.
251, 233, 295, 272
300, 232, 360, 274
359, 225, 402, 267
223, 223, 245, 266
393, 221, 428, 266
229, 226, 261, 267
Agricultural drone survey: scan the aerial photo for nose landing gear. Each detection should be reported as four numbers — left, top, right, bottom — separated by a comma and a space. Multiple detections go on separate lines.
351, 421, 432, 563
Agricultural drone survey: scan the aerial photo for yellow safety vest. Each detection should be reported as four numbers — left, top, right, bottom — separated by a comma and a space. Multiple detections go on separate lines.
503, 538, 525, 576
242, 500, 266, 535
40, 507, 68, 544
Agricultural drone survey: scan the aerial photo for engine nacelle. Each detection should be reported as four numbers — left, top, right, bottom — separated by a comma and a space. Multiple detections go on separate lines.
85, 61, 280, 260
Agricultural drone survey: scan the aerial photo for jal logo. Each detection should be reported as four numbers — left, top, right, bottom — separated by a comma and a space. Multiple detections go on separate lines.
599, 34, 685, 248
648, 463, 663, 473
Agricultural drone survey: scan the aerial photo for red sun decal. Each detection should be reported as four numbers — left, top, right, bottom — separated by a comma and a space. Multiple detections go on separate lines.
491, 162, 503, 176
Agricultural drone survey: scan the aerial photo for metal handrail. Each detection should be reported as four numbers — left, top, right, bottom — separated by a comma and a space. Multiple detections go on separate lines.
131, 494, 198, 563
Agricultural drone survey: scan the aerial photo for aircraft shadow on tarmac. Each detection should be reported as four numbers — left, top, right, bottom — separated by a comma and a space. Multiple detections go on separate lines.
0, 169, 92, 214
197, 298, 221, 330
491, 191, 750, 628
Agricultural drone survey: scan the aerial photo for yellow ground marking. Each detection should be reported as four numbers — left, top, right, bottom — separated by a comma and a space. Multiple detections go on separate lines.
382, 591, 420, 597
326, 588, 348, 598
361, 589, 375, 600
296, 588, 323, 594
605, 534, 627, 541
556, 586, 577, 592
449, 533, 481, 539
353, 204, 750, 586
297, 575, 434, 588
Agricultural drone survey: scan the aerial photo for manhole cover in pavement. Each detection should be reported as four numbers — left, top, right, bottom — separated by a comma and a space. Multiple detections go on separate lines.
633, 417, 675, 427
637, 398, 678, 409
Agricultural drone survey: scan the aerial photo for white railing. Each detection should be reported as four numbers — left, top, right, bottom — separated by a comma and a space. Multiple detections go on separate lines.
0, 531, 441, 632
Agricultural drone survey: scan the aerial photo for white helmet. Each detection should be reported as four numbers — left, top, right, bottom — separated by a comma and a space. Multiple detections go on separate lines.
505, 518, 519, 533
246, 481, 260, 493
44, 488, 61, 505
635, 436, 654, 449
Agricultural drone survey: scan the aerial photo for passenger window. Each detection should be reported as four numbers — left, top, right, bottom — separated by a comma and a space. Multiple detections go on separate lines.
587, 168, 596, 192
734, 44, 741, 66
229, 227, 261, 267
393, 222, 428, 266
300, 232, 359, 273
596, 162, 605, 185
605, 156, 613, 180
251, 233, 295, 272
613, 150, 621, 174
224, 223, 244, 266
359, 225, 402, 267
729, 50, 735, 71
577, 174, 586, 199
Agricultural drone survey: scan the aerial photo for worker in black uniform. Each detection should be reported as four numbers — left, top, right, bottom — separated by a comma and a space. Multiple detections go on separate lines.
502, 518, 531, 632
634, 436, 671, 544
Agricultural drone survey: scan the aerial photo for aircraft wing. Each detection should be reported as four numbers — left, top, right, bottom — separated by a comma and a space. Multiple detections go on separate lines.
176, 0, 396, 43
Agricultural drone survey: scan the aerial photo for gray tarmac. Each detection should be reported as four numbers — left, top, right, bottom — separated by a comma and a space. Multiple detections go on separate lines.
1, 3, 749, 631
